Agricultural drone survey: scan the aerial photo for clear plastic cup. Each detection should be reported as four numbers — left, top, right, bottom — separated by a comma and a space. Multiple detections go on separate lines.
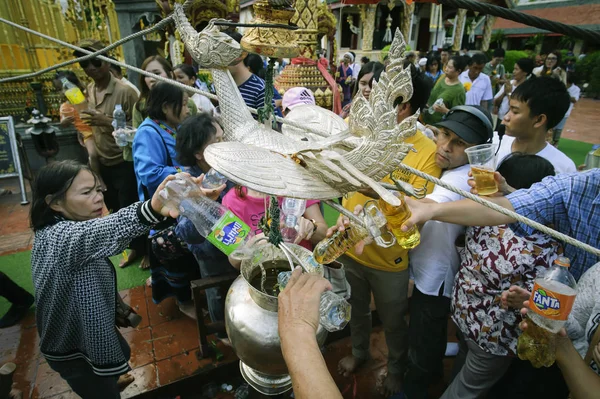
465, 144, 498, 196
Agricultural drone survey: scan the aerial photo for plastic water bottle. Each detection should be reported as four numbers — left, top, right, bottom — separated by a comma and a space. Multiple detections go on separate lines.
159, 174, 254, 259
277, 271, 351, 332
280, 198, 307, 243
517, 256, 577, 368
201, 168, 227, 189
114, 128, 129, 147
428, 98, 445, 114
112, 104, 126, 130
61, 77, 86, 106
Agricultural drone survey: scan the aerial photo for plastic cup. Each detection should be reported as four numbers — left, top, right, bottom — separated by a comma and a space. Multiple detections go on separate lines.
465, 144, 498, 196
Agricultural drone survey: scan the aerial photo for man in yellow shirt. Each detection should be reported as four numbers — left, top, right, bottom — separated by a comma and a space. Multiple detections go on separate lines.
337, 69, 442, 396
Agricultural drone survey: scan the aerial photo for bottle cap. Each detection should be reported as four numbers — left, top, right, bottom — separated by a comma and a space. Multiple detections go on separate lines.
554, 256, 570, 268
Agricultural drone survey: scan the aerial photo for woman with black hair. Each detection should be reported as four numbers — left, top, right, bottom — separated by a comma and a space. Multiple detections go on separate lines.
174, 113, 235, 334
132, 82, 189, 201
339, 61, 385, 119
533, 50, 567, 85
174, 63, 216, 115
422, 55, 467, 125
424, 55, 442, 85
29, 160, 193, 398
493, 58, 535, 125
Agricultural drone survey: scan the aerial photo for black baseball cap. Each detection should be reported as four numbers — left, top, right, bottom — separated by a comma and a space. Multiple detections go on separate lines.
434, 105, 493, 145
73, 39, 105, 57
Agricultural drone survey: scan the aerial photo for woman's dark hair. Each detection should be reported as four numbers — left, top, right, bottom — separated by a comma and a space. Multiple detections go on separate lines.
426, 55, 441, 72
515, 58, 535, 77
544, 50, 562, 73
54, 70, 85, 91
496, 153, 555, 190
145, 81, 185, 122
244, 54, 266, 79
448, 55, 468, 74
136, 55, 174, 115
352, 61, 385, 97
360, 56, 370, 64
176, 113, 219, 166
174, 63, 196, 81
30, 160, 96, 231
393, 64, 431, 114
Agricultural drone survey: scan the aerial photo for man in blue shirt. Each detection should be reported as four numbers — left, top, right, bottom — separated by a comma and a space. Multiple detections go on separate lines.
401, 169, 599, 280
225, 31, 282, 118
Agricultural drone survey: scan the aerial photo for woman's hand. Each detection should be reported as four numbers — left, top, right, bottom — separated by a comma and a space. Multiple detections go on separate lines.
151, 173, 207, 218
501, 285, 530, 309
294, 217, 317, 244
503, 82, 512, 96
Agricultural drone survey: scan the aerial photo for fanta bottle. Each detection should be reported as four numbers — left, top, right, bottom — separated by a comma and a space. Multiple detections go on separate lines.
517, 256, 577, 368
159, 174, 254, 259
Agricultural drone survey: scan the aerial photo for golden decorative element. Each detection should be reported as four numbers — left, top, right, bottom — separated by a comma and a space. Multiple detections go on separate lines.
401, 1, 414, 43
453, 8, 468, 51
241, 0, 299, 58
360, 4, 377, 52
481, 15, 497, 52
291, 0, 319, 59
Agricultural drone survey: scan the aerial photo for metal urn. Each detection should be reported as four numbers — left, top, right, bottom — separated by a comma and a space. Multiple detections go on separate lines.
225, 243, 327, 395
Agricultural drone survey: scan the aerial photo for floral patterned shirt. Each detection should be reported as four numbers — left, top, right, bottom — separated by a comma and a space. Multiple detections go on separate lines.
452, 225, 561, 356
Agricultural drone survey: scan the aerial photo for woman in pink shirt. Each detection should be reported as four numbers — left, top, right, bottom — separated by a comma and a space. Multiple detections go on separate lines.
222, 186, 327, 257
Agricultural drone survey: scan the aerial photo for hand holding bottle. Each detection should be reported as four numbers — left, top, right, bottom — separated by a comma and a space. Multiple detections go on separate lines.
151, 174, 205, 218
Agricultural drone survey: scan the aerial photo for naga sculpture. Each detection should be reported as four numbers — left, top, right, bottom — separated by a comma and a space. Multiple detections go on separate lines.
172, 2, 417, 206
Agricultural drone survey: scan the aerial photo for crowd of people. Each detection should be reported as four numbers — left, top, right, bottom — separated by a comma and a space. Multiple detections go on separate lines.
0, 31, 597, 399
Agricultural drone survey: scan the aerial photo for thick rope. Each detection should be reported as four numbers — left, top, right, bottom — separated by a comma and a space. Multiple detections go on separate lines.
436, 0, 600, 43
0, 17, 332, 138
397, 163, 600, 258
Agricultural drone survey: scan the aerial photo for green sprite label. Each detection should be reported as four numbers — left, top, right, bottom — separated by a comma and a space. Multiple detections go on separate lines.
207, 211, 252, 256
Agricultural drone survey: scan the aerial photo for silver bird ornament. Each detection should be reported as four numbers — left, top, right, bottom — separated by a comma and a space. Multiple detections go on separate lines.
172, 3, 417, 206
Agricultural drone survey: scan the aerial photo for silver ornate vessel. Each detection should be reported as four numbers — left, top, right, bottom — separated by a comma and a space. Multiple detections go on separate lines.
225, 243, 327, 395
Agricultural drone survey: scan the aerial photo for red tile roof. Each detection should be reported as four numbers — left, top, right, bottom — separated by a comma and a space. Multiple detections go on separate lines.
493, 4, 600, 30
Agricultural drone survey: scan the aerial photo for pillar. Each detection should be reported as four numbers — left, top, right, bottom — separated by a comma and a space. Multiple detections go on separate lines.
360, 4, 377, 52
481, 15, 497, 51
452, 8, 467, 51
291, 0, 320, 59
112, 0, 160, 87
573, 40, 584, 57
402, 1, 415, 43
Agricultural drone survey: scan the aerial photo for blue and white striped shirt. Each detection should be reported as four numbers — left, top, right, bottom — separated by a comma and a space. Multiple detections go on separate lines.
507, 169, 600, 280
238, 74, 282, 118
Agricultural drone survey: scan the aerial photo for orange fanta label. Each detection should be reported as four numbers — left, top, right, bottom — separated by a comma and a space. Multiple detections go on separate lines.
529, 282, 576, 321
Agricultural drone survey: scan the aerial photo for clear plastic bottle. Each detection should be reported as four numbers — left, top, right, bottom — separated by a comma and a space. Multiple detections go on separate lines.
201, 168, 227, 189
428, 98, 445, 114
280, 198, 307, 243
112, 104, 127, 131
378, 191, 420, 249
277, 271, 351, 332
312, 222, 369, 264
517, 256, 577, 368
114, 128, 129, 147
159, 174, 254, 258
60, 77, 86, 107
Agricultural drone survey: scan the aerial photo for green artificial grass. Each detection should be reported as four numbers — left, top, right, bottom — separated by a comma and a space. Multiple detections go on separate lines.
557, 138, 594, 167
0, 251, 146, 316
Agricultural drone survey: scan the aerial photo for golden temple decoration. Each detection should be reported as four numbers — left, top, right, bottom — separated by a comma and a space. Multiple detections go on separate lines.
401, 0, 415, 43
481, 15, 497, 52
360, 4, 377, 52
290, 0, 319, 59
453, 8, 467, 51
241, 0, 299, 58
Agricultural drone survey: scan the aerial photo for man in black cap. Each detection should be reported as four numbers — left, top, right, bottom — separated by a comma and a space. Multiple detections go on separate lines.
404, 105, 494, 398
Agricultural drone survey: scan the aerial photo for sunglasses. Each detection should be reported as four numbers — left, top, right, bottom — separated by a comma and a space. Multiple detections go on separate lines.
79, 58, 103, 69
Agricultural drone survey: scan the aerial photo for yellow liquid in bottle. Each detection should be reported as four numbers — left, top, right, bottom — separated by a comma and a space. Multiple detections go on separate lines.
313, 224, 368, 264
471, 166, 498, 196
65, 87, 86, 105
378, 197, 420, 249
517, 317, 556, 368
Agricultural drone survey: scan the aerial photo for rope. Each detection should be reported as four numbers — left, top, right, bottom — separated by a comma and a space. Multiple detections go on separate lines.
397, 163, 600, 258
436, 0, 600, 43
0, 17, 332, 138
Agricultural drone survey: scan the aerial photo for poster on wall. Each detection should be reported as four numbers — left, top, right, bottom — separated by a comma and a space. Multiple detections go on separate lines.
0, 117, 29, 205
